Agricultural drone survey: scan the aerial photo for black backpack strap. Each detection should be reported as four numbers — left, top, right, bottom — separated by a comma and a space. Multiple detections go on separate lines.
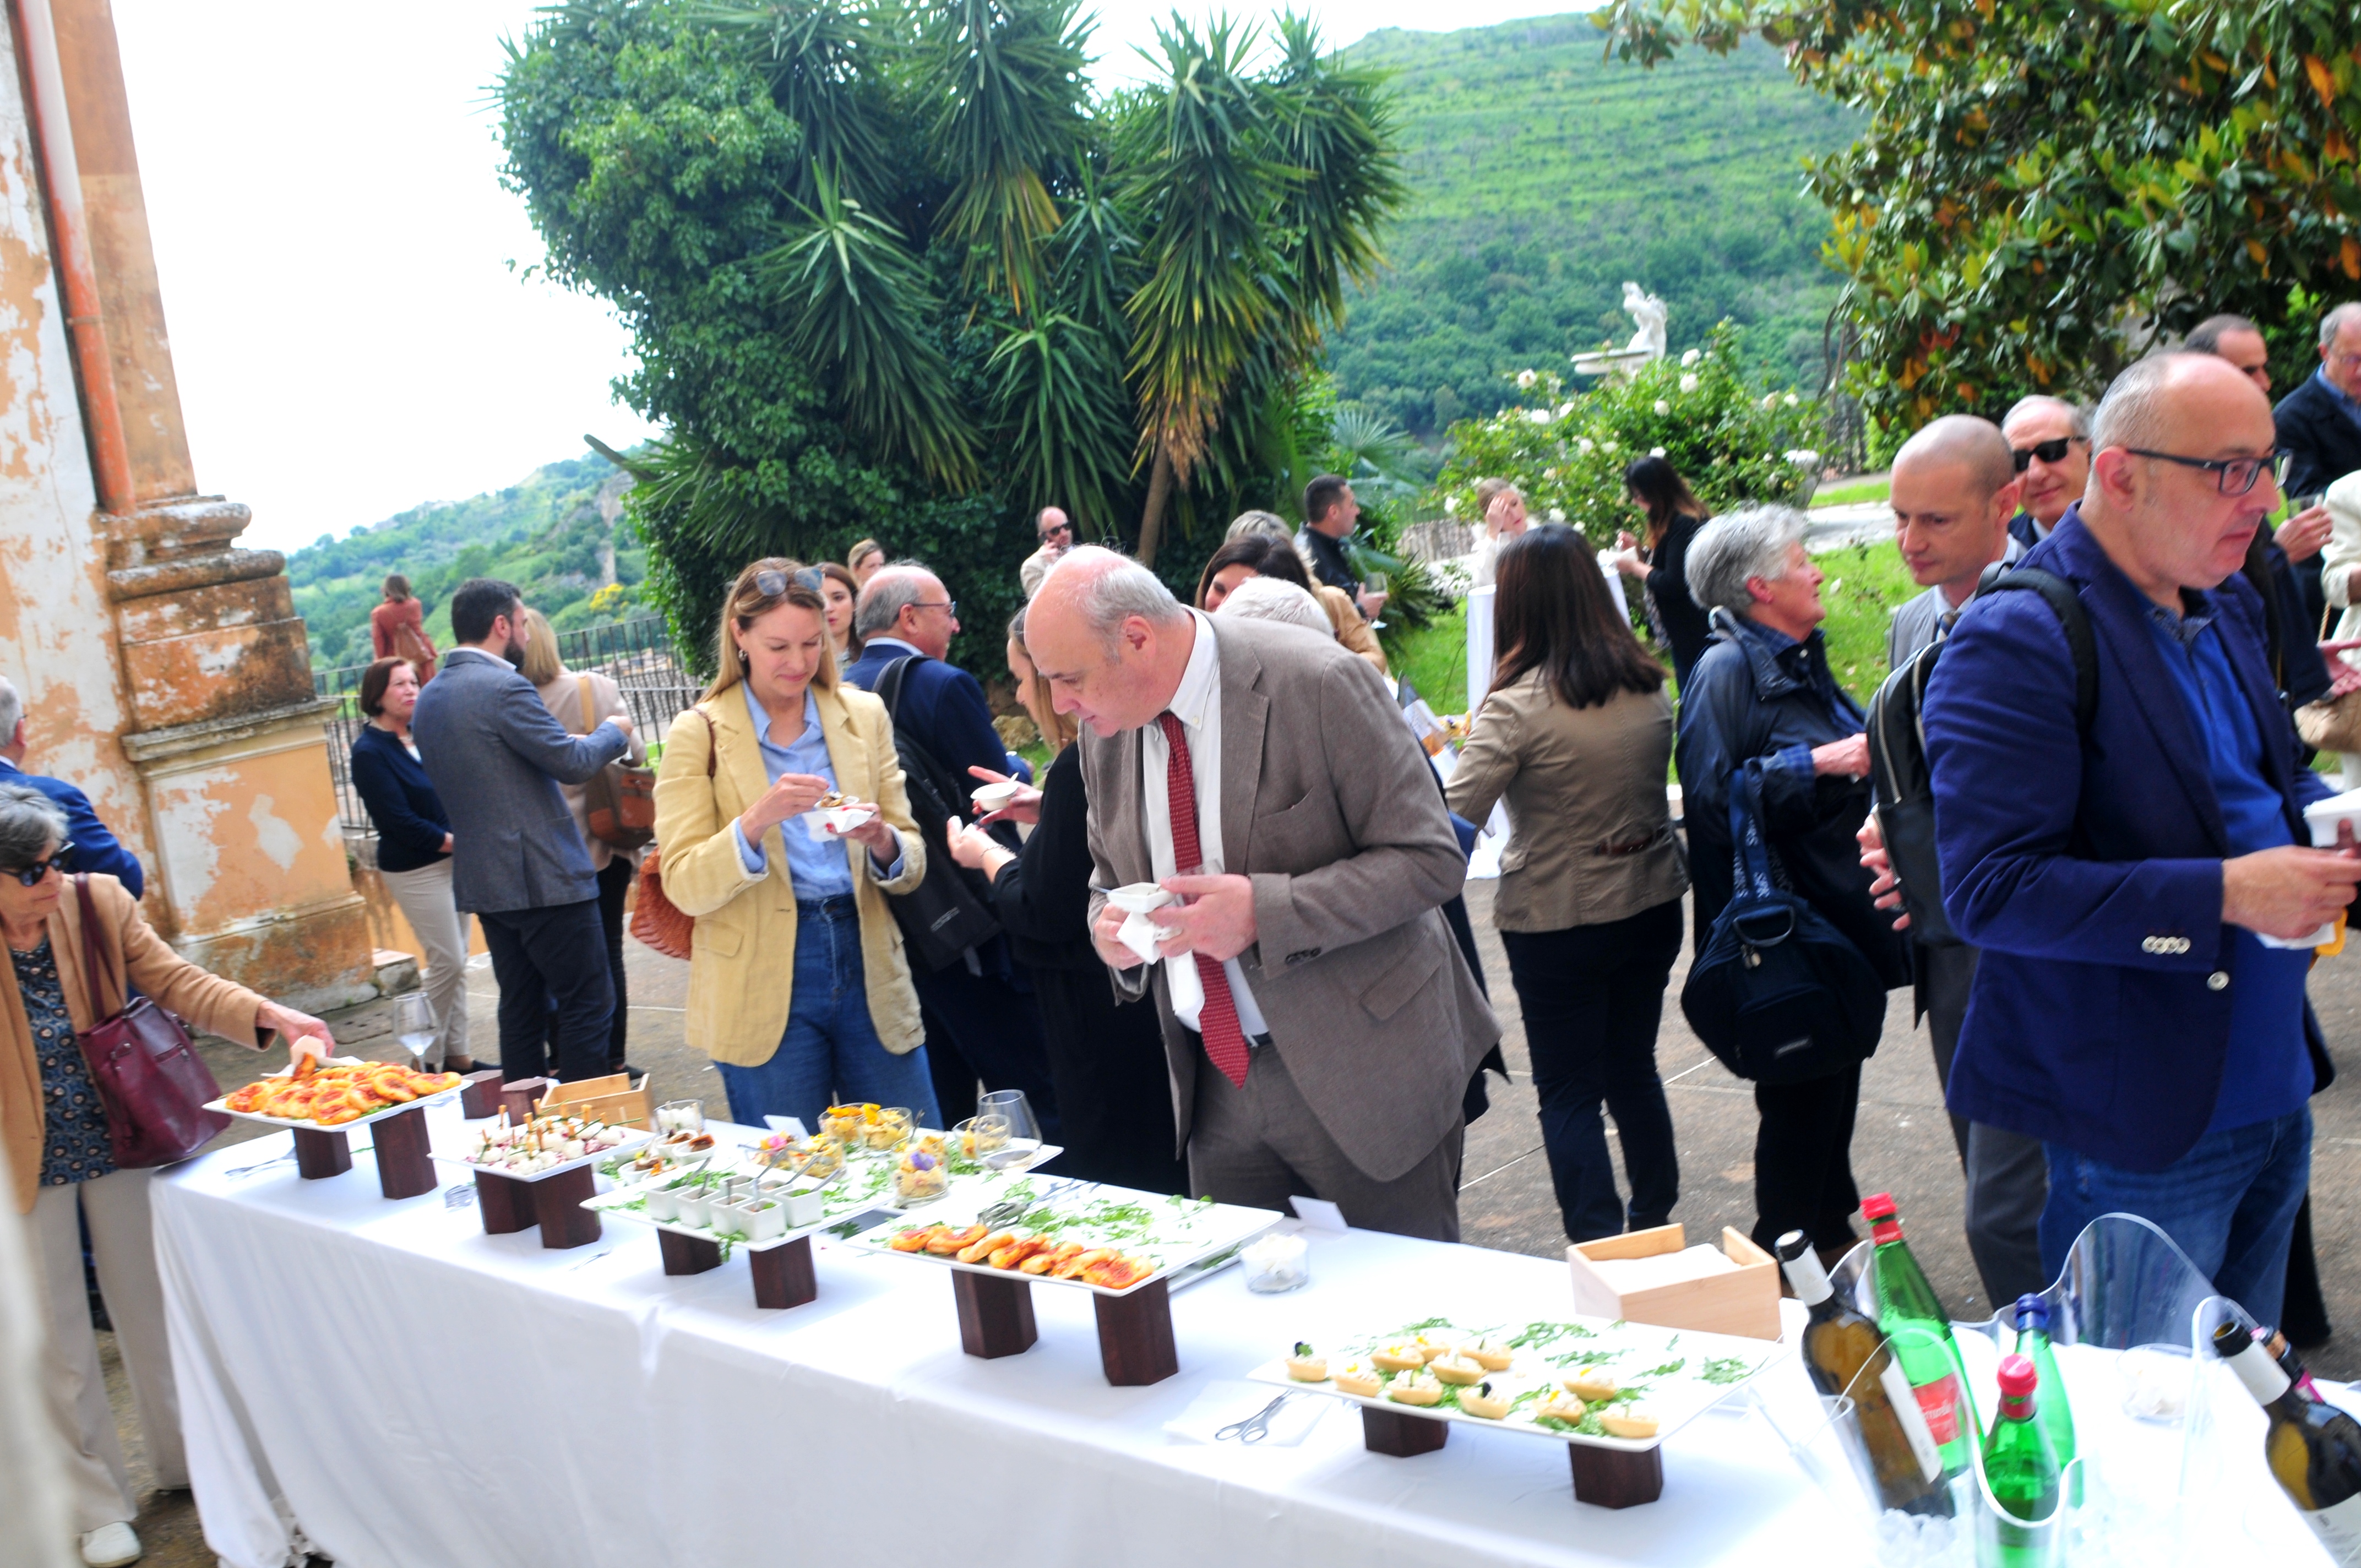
1978, 567, 2097, 732
873, 656, 919, 722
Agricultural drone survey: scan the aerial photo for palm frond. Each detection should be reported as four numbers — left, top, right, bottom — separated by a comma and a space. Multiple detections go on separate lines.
692, 1, 901, 211
984, 311, 1135, 525
1261, 13, 1408, 350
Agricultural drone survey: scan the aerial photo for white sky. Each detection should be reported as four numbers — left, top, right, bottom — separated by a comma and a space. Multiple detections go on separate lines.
111, 1, 1577, 554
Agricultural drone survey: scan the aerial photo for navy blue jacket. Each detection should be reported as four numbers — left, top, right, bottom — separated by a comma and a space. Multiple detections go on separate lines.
839, 639, 1031, 786
0, 759, 142, 897
1923, 507, 2336, 1172
349, 725, 451, 874
2276, 371, 2361, 504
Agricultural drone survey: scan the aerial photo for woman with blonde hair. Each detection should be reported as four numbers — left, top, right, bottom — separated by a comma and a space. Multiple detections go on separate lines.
846, 538, 887, 589
652, 560, 935, 1127
1468, 478, 1528, 589
518, 607, 646, 1076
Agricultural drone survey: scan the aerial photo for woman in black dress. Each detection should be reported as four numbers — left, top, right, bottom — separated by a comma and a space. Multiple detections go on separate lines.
1611, 455, 1715, 692
943, 610, 1187, 1194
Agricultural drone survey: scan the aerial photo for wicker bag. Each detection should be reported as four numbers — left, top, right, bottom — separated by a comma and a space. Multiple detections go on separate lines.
627, 710, 711, 961
2297, 606, 2361, 753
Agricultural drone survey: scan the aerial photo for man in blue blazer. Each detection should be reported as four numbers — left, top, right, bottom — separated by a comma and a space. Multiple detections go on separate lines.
842, 563, 1057, 1137
0, 678, 143, 897
1924, 352, 2361, 1323
412, 579, 632, 1084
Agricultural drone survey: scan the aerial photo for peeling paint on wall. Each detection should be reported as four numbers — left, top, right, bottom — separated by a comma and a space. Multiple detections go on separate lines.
246, 791, 299, 870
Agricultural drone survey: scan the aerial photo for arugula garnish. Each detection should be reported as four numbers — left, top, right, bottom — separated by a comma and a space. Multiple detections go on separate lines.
1699, 1356, 1755, 1385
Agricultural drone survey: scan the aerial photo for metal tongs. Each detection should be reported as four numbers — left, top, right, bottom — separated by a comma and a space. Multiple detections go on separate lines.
976, 1177, 1084, 1230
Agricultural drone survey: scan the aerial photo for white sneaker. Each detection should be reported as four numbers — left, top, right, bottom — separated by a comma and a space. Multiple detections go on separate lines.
79, 1521, 142, 1566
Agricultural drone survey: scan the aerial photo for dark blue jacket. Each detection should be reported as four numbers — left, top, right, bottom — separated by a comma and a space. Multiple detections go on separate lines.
1923, 507, 2336, 1172
0, 759, 142, 897
2275, 370, 2361, 504
839, 639, 1031, 786
349, 725, 451, 874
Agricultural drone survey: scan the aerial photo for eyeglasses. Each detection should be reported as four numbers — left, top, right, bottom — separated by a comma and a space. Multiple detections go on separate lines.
2124, 447, 2290, 496
7, 843, 72, 886
1041, 521, 1072, 540
913, 600, 958, 618
752, 568, 825, 597
2011, 436, 2087, 472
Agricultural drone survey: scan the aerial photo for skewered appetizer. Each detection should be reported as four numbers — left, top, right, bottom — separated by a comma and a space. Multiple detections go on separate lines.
464, 1111, 635, 1174
221, 1056, 460, 1126
1285, 1342, 1327, 1381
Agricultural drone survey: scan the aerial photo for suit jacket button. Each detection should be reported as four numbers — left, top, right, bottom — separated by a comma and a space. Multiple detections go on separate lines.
2206, 971, 2229, 991
1286, 948, 1320, 964
2141, 937, 2159, 953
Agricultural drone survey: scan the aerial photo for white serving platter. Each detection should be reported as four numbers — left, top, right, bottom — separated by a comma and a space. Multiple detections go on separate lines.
205, 1058, 463, 1133
1245, 1315, 1788, 1454
430, 1128, 655, 1184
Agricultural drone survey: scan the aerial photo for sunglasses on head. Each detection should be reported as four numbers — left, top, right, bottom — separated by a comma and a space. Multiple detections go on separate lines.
753, 568, 825, 598
2011, 436, 2086, 472
7, 842, 72, 886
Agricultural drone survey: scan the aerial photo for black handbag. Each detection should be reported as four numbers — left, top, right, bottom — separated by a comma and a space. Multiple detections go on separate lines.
872, 658, 1004, 972
1680, 766, 1887, 1085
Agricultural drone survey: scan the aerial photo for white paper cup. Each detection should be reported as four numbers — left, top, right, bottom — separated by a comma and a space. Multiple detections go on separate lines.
803, 805, 877, 841
1107, 882, 1176, 915
970, 781, 1024, 814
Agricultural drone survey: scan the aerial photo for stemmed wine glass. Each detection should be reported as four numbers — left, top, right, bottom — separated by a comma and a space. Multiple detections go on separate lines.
976, 1090, 1040, 1169
391, 992, 436, 1071
1362, 569, 1390, 633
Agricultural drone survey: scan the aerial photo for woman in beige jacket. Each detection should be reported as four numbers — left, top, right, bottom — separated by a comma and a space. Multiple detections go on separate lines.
651, 560, 934, 1129
1445, 524, 1688, 1245
0, 782, 329, 1566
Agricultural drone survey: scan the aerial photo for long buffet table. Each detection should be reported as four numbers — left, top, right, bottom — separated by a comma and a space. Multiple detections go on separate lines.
152, 1099, 2325, 1568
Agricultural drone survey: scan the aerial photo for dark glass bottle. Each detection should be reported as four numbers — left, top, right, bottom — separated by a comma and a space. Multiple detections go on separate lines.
1777, 1231, 1952, 1516
2212, 1319, 2361, 1561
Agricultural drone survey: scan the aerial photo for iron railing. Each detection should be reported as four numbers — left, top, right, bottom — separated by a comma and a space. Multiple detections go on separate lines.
315, 616, 700, 832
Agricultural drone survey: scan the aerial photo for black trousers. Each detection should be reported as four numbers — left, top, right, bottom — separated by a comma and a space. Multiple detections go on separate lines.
594, 857, 634, 1070
1751, 1063, 1863, 1254
1499, 899, 1683, 1243
911, 954, 1062, 1144
480, 896, 612, 1084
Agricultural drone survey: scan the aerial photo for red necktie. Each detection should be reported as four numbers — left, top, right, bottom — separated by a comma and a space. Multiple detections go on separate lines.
1156, 711, 1251, 1087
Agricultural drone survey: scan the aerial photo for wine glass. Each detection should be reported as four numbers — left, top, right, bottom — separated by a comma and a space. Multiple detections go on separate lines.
657, 1099, 705, 1136
391, 992, 436, 1070
1361, 569, 1390, 631
976, 1090, 1040, 1169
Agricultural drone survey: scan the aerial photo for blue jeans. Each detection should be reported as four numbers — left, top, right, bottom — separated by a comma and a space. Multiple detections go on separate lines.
2039, 1108, 2311, 1324
716, 897, 940, 1132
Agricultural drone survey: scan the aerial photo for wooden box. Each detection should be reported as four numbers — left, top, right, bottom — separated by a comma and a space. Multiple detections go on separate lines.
1566, 1224, 1782, 1341
536, 1071, 654, 1131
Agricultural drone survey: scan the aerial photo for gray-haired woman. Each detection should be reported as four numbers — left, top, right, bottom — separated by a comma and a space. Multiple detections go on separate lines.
1672, 505, 1908, 1267
0, 783, 331, 1567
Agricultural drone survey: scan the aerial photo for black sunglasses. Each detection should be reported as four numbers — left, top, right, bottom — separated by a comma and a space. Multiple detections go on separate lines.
1041, 521, 1072, 540
2010, 436, 2087, 472
7, 842, 72, 886
753, 567, 826, 597
2124, 447, 2291, 497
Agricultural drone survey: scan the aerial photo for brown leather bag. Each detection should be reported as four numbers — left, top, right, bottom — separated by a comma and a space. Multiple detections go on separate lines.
69, 875, 228, 1167
628, 710, 712, 961
573, 674, 657, 851
2297, 605, 2361, 753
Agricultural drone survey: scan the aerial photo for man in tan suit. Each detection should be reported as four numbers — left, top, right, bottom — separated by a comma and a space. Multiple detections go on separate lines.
1025, 548, 1498, 1239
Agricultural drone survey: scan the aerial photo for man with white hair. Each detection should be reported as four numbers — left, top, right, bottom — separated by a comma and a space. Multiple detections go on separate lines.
1211, 574, 1332, 636
1026, 546, 1497, 1239
2275, 301, 2361, 504
1924, 352, 2357, 1323
0, 678, 143, 897
2000, 395, 2093, 551
1019, 507, 1074, 598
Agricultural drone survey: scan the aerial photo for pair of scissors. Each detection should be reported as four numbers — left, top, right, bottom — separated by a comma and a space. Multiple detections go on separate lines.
1215, 1392, 1294, 1444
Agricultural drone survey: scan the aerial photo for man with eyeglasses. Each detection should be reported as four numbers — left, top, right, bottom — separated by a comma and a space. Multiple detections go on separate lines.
2273, 302, 2361, 507
1921, 352, 2359, 1325
1020, 508, 1074, 600
2000, 395, 2093, 551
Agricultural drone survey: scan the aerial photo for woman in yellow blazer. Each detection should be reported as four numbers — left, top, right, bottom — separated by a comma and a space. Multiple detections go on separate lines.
653, 560, 934, 1128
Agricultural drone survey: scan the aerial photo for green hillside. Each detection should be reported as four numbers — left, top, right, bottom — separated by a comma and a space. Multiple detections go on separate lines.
291, 453, 649, 672
1328, 18, 1859, 435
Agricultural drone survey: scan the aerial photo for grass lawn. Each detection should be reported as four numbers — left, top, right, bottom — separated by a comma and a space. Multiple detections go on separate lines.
1812, 474, 1893, 508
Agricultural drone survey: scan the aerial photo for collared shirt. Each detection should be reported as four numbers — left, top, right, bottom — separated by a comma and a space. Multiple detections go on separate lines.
2141, 602, 2313, 1133
730, 683, 900, 894
1738, 618, 1860, 783
1140, 612, 1270, 1038
860, 636, 926, 661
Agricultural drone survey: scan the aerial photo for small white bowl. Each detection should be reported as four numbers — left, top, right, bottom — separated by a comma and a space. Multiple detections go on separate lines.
739, 1199, 787, 1243
1107, 882, 1176, 916
803, 805, 877, 841
782, 1187, 829, 1228
970, 781, 1024, 814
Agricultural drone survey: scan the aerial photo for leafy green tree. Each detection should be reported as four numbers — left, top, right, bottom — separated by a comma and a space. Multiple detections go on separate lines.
498, 0, 1405, 673
1600, 0, 2361, 426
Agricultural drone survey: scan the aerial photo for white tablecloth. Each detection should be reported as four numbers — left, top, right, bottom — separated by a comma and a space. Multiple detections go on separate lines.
155, 1103, 1852, 1568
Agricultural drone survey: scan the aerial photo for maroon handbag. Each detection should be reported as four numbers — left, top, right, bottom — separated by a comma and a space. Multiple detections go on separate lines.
70, 875, 228, 1167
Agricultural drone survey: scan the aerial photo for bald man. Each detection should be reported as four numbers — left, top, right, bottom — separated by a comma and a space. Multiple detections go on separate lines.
1922, 352, 2355, 1322
1020, 507, 1074, 598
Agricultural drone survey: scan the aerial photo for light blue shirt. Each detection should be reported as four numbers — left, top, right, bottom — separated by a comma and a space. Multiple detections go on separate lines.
728, 684, 900, 895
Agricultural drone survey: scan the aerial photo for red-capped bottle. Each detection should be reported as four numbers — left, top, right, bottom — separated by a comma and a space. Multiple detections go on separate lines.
1862, 1192, 1971, 1479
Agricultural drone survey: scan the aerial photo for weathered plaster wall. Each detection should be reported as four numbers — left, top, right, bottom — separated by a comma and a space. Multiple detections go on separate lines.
0, 15, 153, 883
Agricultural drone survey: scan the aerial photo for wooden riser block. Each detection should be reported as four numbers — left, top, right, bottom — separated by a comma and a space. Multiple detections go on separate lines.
372, 1105, 437, 1200
532, 1166, 601, 1249
1091, 1277, 1178, 1386
659, 1228, 724, 1275
750, 1237, 817, 1309
476, 1170, 535, 1234
292, 1127, 351, 1180
1569, 1442, 1663, 1509
499, 1078, 553, 1124
459, 1070, 507, 1120
1361, 1405, 1450, 1457
951, 1269, 1037, 1359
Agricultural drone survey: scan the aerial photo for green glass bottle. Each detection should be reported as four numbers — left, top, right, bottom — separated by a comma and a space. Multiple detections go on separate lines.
1862, 1192, 1972, 1478
2011, 1295, 2077, 1503
1981, 1354, 2061, 1566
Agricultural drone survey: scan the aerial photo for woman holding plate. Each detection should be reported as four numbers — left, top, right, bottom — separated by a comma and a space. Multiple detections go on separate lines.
651, 559, 938, 1130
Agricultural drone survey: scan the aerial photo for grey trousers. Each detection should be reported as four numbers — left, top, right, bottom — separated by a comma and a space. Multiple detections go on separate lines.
1187, 1041, 1464, 1242
1923, 942, 2052, 1305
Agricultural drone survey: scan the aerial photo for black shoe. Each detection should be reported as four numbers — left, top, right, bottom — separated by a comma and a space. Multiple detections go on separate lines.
612, 1062, 646, 1082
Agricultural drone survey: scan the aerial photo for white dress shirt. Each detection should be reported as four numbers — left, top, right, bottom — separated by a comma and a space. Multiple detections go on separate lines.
1141, 611, 1270, 1038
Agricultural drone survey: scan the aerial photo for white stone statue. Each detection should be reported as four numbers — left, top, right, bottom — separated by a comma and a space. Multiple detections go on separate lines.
1621, 281, 1668, 360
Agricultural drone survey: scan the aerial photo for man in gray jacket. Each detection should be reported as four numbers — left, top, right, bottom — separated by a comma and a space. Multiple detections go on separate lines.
413, 578, 633, 1084
1026, 548, 1497, 1240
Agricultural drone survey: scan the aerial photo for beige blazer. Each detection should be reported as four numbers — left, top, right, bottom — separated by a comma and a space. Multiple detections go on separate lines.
1314, 585, 1390, 676
534, 668, 649, 874
1445, 669, 1688, 933
2, 875, 269, 1213
651, 682, 927, 1067
2319, 471, 2361, 647
1080, 614, 1498, 1182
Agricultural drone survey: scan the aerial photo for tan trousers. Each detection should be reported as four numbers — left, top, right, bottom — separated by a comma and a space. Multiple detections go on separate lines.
30, 1167, 182, 1531
379, 858, 474, 1067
